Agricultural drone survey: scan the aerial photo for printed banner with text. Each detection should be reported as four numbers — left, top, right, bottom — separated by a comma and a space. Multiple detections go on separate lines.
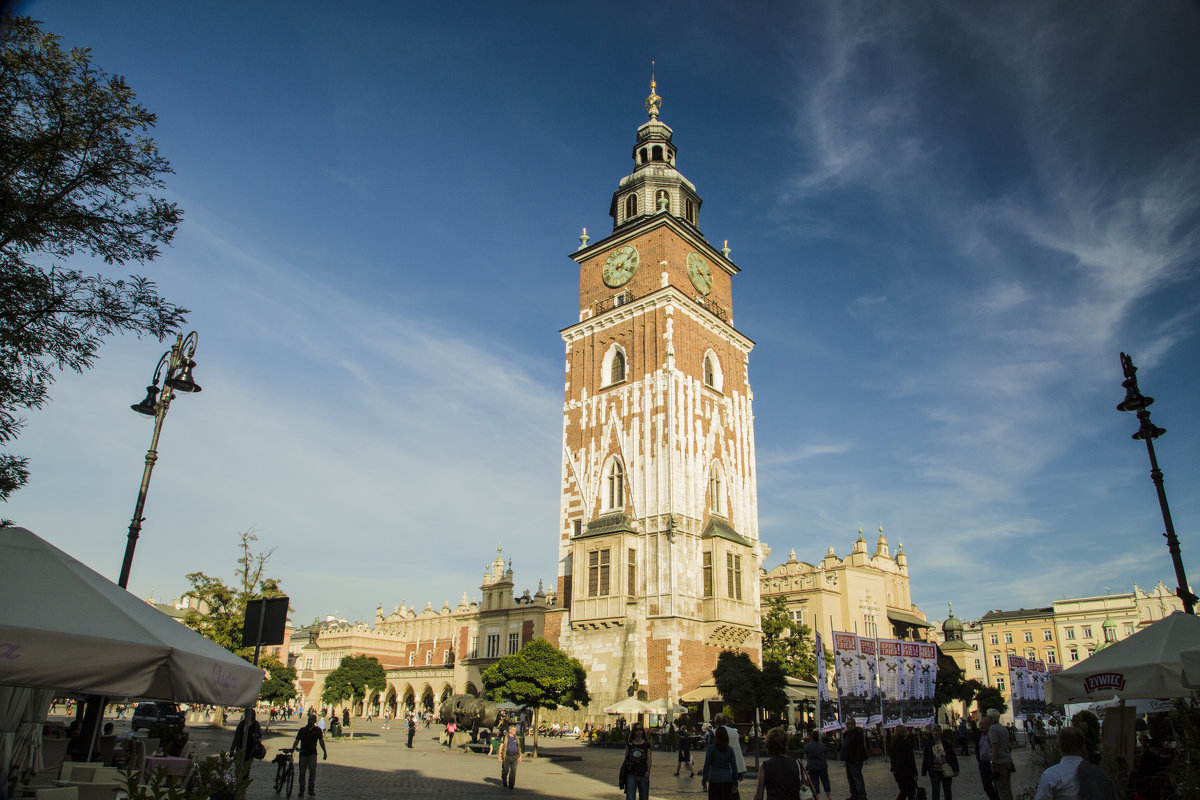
815, 630, 841, 732
833, 632, 873, 724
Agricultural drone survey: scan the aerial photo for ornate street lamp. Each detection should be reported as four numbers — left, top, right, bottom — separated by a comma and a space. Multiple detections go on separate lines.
1116, 352, 1195, 615
118, 331, 201, 589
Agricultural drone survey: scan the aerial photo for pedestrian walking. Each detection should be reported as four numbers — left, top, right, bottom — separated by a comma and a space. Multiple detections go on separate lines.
803, 729, 832, 800
498, 723, 522, 789
891, 725, 918, 800
839, 717, 868, 800
956, 719, 969, 756
702, 725, 739, 799
621, 722, 652, 800
230, 710, 263, 759
292, 713, 328, 798
712, 713, 747, 790
921, 724, 960, 800
976, 716, 1000, 800
752, 726, 818, 800
674, 719, 694, 777
986, 709, 1014, 800
407, 713, 416, 748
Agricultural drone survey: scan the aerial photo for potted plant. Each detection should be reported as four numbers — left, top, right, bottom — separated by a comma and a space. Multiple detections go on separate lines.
190, 752, 253, 800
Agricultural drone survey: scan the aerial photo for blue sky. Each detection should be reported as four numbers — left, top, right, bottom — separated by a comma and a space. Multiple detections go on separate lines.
6, 1, 1199, 627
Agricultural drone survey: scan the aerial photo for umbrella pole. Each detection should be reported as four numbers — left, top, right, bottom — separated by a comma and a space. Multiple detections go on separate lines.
79, 696, 107, 764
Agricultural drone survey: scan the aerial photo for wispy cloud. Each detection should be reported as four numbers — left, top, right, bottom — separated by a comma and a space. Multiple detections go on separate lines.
765, 0, 1200, 617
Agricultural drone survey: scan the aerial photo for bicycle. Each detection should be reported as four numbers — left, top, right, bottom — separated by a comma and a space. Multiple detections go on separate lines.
272, 747, 296, 797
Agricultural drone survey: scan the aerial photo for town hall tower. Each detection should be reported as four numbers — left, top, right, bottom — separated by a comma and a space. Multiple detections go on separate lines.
551, 78, 763, 711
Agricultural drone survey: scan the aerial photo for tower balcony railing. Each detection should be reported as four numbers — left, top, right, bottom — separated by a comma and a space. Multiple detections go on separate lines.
594, 289, 639, 316
694, 296, 729, 323
593, 288, 730, 324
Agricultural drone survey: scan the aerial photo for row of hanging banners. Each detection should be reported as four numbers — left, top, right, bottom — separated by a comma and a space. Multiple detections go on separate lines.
810, 633, 1068, 732
1007, 654, 1063, 722
814, 631, 938, 732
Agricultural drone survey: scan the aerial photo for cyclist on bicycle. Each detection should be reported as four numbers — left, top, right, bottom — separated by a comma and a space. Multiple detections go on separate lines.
293, 712, 328, 797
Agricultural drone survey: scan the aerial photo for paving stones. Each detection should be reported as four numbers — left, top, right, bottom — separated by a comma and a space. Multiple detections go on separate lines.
63, 716, 1042, 800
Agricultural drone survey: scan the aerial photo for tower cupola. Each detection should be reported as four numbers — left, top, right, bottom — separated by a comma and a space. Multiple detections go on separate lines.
609, 72, 703, 232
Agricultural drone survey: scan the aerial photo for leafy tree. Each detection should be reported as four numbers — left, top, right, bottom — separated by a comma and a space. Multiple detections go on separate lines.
321, 655, 386, 738
761, 596, 819, 679
974, 685, 1008, 718
181, 530, 285, 660
482, 638, 589, 757
933, 660, 984, 712
0, 15, 186, 502
713, 650, 787, 770
258, 653, 298, 708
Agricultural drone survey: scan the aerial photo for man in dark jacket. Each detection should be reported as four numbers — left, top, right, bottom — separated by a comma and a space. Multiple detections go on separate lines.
840, 717, 869, 800
890, 725, 918, 799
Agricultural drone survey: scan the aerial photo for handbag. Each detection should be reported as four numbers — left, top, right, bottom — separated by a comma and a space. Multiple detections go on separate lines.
794, 758, 816, 800
941, 762, 955, 777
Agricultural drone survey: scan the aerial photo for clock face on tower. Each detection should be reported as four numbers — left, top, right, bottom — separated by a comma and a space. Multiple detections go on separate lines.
602, 245, 640, 288
686, 252, 713, 295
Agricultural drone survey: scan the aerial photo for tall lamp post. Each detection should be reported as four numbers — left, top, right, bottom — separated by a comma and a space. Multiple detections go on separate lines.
1116, 352, 1195, 615
118, 331, 202, 589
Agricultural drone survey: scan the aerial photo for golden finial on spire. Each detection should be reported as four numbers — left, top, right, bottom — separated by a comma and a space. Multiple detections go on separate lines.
645, 60, 661, 120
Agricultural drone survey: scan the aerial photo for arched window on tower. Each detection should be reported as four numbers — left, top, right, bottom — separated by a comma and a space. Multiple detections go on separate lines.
702, 350, 723, 392
652, 145, 664, 161
639, 147, 647, 164
624, 193, 637, 221
602, 344, 627, 387
606, 458, 625, 510
686, 198, 696, 224
709, 462, 724, 516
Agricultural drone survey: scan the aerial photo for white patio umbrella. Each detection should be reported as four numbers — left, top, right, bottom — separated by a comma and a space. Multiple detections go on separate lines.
1182, 646, 1200, 689
603, 697, 653, 715
645, 698, 687, 716
1044, 612, 1200, 704
0, 527, 263, 706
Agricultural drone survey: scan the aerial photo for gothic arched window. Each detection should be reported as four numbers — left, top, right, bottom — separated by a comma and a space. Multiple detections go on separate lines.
606, 458, 625, 510
624, 193, 637, 220
702, 350, 723, 392
602, 344, 627, 387
686, 198, 696, 224
709, 462, 724, 516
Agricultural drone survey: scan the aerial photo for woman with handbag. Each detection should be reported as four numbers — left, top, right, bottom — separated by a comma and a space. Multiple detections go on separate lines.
920, 725, 960, 800
753, 727, 818, 800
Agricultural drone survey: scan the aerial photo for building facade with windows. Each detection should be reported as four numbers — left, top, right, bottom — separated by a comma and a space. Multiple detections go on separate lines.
546, 80, 763, 714
1052, 581, 1183, 665
978, 607, 1059, 704
296, 549, 552, 716
759, 530, 931, 650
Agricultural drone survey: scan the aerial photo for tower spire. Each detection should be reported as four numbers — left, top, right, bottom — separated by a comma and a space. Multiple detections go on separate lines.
645, 61, 661, 120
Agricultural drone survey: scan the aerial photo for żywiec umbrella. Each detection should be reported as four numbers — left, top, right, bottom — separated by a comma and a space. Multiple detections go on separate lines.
1044, 612, 1200, 704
